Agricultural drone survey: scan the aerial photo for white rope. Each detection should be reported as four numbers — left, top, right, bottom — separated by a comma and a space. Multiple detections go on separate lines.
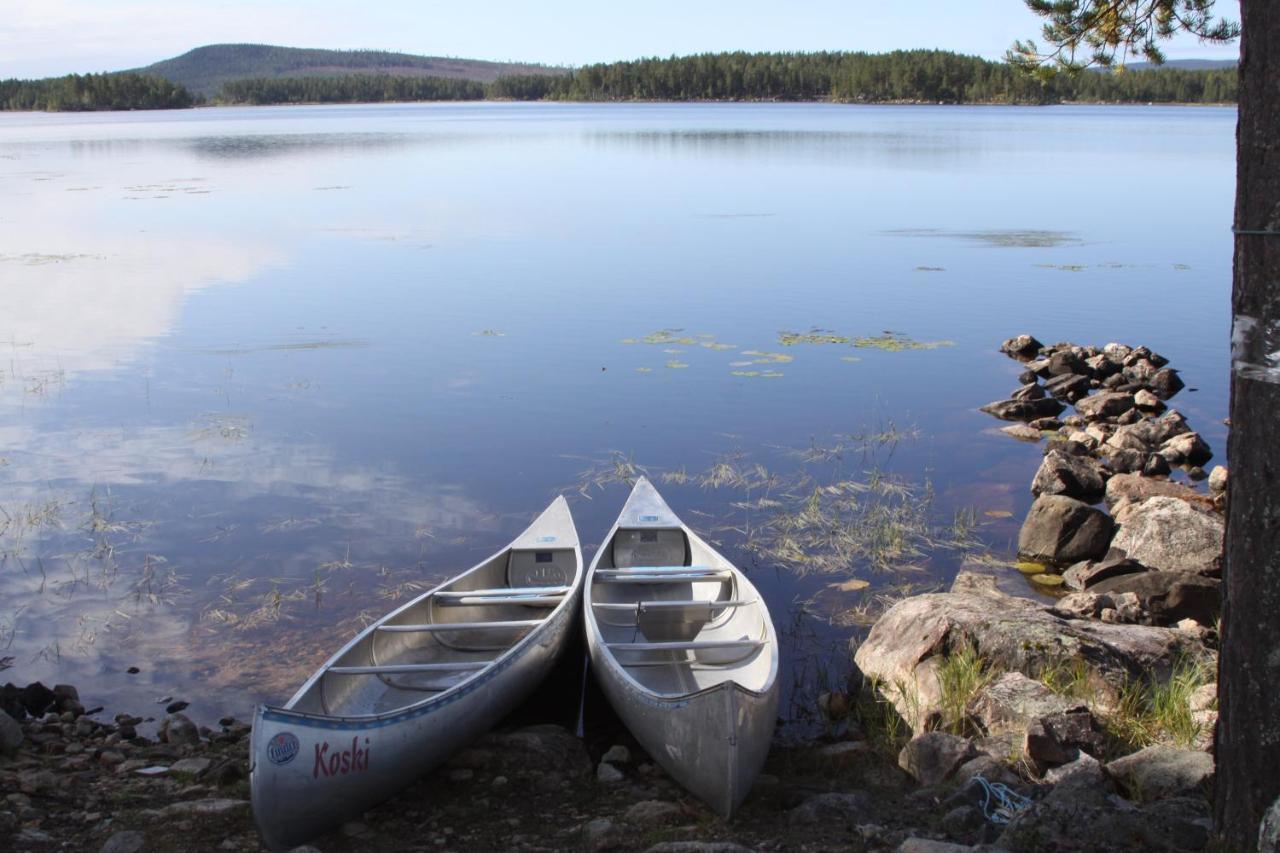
972, 777, 1032, 825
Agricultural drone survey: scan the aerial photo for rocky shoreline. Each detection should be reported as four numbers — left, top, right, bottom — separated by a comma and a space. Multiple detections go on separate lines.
0, 334, 1230, 852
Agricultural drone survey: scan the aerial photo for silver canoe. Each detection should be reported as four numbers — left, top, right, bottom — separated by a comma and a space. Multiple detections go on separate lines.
584, 477, 779, 818
250, 496, 582, 850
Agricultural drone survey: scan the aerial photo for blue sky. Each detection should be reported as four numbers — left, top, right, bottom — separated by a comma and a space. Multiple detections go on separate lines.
1, 0, 1241, 78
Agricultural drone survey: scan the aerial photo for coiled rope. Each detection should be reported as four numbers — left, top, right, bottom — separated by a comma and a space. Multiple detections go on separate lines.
972, 777, 1032, 825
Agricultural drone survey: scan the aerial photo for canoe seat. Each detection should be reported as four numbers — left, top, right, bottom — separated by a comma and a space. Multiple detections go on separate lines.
608, 639, 764, 652
610, 637, 766, 668
435, 585, 570, 607
613, 528, 688, 569
327, 662, 491, 675
595, 569, 731, 584
591, 599, 755, 613
377, 620, 542, 633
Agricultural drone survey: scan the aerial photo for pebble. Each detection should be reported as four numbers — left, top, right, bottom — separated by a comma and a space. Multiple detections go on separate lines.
170, 756, 212, 776
166, 700, 190, 714
597, 762, 624, 783
602, 744, 631, 764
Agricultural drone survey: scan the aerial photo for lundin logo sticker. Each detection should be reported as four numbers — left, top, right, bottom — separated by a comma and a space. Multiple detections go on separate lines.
266, 732, 300, 766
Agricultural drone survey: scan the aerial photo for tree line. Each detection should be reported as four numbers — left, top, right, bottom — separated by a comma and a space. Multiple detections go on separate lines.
224, 51, 1236, 106
0, 73, 194, 111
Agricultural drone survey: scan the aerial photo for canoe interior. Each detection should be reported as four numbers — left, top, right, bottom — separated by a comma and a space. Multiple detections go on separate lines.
591, 526, 772, 698
289, 546, 578, 717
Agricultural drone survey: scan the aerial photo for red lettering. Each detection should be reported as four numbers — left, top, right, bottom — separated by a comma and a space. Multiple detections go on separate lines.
340, 750, 351, 773
311, 737, 372, 779
312, 742, 329, 778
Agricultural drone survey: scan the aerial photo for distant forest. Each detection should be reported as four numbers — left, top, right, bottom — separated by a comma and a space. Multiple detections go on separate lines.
1, 50, 1237, 112
222, 51, 1237, 106
0, 73, 193, 111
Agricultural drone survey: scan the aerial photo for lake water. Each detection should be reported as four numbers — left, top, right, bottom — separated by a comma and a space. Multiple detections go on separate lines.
0, 102, 1235, 733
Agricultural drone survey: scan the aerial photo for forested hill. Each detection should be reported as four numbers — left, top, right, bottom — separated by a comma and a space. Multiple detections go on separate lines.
133, 44, 567, 96
0, 73, 193, 111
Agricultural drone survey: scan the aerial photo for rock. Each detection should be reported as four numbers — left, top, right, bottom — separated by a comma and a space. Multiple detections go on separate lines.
1050, 591, 1114, 619
601, 744, 630, 764
165, 700, 189, 714
980, 397, 1066, 422
472, 724, 592, 777
641, 843, 754, 853
1031, 450, 1108, 503
1029, 417, 1062, 431
817, 691, 852, 721
898, 732, 976, 786
1047, 349, 1086, 376
1044, 372, 1092, 402
0, 709, 23, 757
953, 754, 1020, 787
1142, 453, 1172, 477
1044, 750, 1105, 785
625, 800, 684, 824
100, 831, 146, 853
98, 749, 126, 768
1062, 556, 1146, 591
940, 803, 984, 838
967, 672, 1082, 736
1106, 423, 1153, 453
1260, 795, 1280, 852
1017, 368, 1039, 384
1011, 382, 1046, 401
1086, 353, 1121, 378
853, 592, 1208, 730
1075, 391, 1135, 420
787, 791, 872, 826
895, 840, 971, 853
340, 822, 369, 837
597, 762, 624, 783
1208, 465, 1228, 494
583, 818, 615, 851
1001, 335, 1044, 359
170, 756, 213, 776
1149, 368, 1185, 399
1018, 495, 1114, 564
1106, 745, 1214, 800
1104, 447, 1147, 475
157, 798, 251, 817
1189, 683, 1217, 713
1025, 711, 1103, 766
1111, 496, 1224, 575
1160, 432, 1213, 467
949, 568, 1003, 597
1000, 424, 1042, 442
814, 741, 868, 766
19, 682, 56, 717
159, 713, 200, 746
1188, 465, 1208, 481
1133, 388, 1165, 412
1104, 473, 1212, 511
1090, 572, 1220, 626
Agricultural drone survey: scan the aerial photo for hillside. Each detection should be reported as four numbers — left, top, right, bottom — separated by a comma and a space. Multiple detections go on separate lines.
130, 44, 566, 96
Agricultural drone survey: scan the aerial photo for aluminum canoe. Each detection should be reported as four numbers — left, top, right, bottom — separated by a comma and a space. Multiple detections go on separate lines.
584, 477, 779, 818
250, 496, 582, 850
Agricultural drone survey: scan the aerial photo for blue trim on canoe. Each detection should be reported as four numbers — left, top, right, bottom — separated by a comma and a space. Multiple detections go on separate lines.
261, 605, 564, 731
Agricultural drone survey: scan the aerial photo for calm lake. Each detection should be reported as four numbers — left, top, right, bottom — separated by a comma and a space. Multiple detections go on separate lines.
0, 102, 1235, 734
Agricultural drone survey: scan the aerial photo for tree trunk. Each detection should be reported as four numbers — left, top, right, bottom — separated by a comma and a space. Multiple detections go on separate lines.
1216, 1, 1280, 846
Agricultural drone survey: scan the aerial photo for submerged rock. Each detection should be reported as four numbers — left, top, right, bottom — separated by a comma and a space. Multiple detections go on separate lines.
1075, 391, 1136, 420
1018, 495, 1114, 564
1001, 334, 1044, 359
980, 397, 1066, 422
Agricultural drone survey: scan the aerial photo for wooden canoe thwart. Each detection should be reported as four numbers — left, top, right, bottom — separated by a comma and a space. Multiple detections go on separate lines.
584, 477, 780, 818
249, 496, 582, 851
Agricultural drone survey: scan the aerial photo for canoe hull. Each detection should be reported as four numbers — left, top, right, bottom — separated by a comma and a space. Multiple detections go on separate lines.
588, 641, 778, 817
250, 588, 578, 850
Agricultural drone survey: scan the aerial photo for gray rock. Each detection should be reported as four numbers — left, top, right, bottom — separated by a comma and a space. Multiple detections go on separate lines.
1050, 591, 1114, 619
597, 761, 624, 783
624, 800, 684, 824
1062, 556, 1146, 591
941, 803, 984, 838
1011, 382, 1046, 401
0, 709, 22, 757
1189, 683, 1216, 713
1160, 432, 1213, 467
898, 732, 976, 786
968, 672, 1082, 736
602, 744, 630, 764
1143, 453, 1172, 477
100, 831, 146, 853
1105, 745, 1214, 800
159, 713, 199, 746
1031, 450, 1109, 503
853, 592, 1208, 731
1000, 424, 1042, 443
1104, 447, 1147, 474
157, 798, 250, 817
1029, 416, 1063, 431
1106, 423, 1153, 452
980, 397, 1066, 422
1047, 349, 1087, 376
1018, 495, 1114, 564
953, 754, 1020, 787
1259, 794, 1280, 852
1075, 391, 1135, 420
1025, 711, 1103, 766
1103, 342, 1133, 362
472, 724, 592, 777
1043, 751, 1106, 786
787, 791, 872, 826
1111, 496, 1224, 575
1133, 388, 1165, 412
1086, 353, 1121, 378
1090, 572, 1220, 626
895, 840, 971, 853
1001, 335, 1044, 359
584, 818, 615, 851
1208, 465, 1228, 494
169, 756, 212, 776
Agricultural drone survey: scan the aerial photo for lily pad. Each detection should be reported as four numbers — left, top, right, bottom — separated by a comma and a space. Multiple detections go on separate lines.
665, 360, 689, 369
779, 329, 850, 346
1015, 561, 1048, 575
742, 350, 794, 364
828, 578, 870, 592
1029, 573, 1066, 587
851, 332, 954, 352
635, 367, 652, 373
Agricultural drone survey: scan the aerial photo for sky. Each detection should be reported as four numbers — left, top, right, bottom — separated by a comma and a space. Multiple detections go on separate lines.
1, 0, 1242, 79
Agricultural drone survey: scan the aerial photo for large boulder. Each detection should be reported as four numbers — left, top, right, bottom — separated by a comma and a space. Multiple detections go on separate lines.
1031, 450, 1108, 504
967, 672, 1082, 736
853, 592, 1209, 730
1110, 497, 1224, 575
1160, 432, 1213, 467
1044, 373, 1092, 402
1001, 334, 1044, 359
1106, 746, 1214, 800
898, 732, 976, 786
1018, 495, 1115, 564
1025, 710, 1105, 766
1148, 368, 1185, 400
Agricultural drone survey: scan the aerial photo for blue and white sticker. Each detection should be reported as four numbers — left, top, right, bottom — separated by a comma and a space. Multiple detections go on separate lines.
267, 731, 300, 765
639, 515, 662, 523
536, 535, 557, 543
